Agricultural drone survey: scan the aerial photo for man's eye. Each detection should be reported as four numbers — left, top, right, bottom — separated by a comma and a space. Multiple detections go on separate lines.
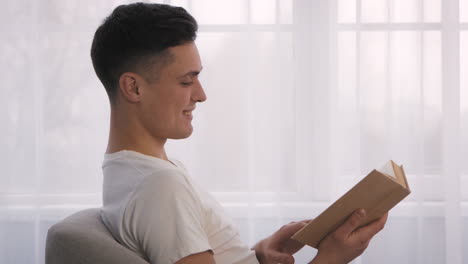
181, 82, 193, 86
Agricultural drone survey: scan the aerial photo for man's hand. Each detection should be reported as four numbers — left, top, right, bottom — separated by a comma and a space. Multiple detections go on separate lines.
252, 219, 312, 264
311, 209, 388, 264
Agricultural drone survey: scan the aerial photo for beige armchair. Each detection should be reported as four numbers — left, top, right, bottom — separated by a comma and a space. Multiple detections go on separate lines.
45, 208, 150, 264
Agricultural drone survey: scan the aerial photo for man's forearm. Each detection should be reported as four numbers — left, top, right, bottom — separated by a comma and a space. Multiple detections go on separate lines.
308, 253, 336, 264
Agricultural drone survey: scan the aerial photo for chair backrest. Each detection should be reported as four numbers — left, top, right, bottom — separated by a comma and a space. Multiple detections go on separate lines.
45, 208, 150, 264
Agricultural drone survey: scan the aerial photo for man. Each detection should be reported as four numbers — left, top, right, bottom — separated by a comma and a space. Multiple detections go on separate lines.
91, 3, 388, 264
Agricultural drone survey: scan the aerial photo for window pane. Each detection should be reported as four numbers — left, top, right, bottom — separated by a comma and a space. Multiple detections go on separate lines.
392, 0, 419, 22
337, 0, 356, 23
248, 0, 293, 25
337, 32, 358, 174
463, 177, 468, 201
249, 32, 295, 191
0, 32, 36, 193
461, 32, 468, 176
423, 31, 442, 175
250, 0, 276, 24
195, 31, 295, 192
362, 217, 418, 263
424, 175, 444, 201
170, 0, 189, 10
424, 0, 441, 22
464, 218, 468, 263
421, 217, 446, 262
192, 0, 247, 24
279, 0, 293, 24
361, 0, 388, 23
0, 0, 33, 29
39, 31, 107, 193
389, 31, 421, 173
0, 217, 35, 264
362, 217, 445, 263
461, 0, 468, 22
193, 32, 250, 191
38, 0, 129, 28
359, 32, 389, 171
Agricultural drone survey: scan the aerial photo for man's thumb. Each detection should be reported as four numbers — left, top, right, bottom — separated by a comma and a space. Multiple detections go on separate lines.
277, 221, 308, 239
269, 250, 295, 264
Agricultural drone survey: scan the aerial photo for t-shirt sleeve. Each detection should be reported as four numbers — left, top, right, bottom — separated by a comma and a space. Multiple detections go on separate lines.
122, 170, 213, 264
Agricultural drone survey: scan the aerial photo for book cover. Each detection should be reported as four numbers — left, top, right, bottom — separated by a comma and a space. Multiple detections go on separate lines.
291, 160, 411, 249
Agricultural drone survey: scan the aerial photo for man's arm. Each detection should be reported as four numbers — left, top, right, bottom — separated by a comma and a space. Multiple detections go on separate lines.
253, 209, 388, 264
252, 220, 312, 264
127, 173, 214, 264
309, 210, 388, 264
174, 250, 216, 264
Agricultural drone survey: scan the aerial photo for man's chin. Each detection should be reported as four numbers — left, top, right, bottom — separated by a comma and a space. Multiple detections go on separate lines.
170, 129, 193, 140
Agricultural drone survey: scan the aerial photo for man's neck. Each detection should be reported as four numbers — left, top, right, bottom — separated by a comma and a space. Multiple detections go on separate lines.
106, 108, 169, 162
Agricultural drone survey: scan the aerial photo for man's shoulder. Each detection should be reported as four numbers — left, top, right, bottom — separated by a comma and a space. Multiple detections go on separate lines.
123, 168, 204, 221
131, 168, 194, 200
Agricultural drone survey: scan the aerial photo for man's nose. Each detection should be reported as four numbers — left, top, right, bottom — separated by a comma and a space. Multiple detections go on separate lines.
194, 80, 207, 103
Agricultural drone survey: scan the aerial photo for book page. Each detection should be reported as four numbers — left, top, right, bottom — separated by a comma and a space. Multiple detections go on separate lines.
377, 161, 396, 179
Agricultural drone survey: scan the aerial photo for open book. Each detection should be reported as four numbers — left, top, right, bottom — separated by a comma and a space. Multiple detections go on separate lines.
291, 160, 411, 249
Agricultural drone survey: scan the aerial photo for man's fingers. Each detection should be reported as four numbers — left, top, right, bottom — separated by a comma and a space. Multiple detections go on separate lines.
267, 251, 295, 264
275, 221, 309, 241
335, 209, 367, 237
353, 212, 388, 241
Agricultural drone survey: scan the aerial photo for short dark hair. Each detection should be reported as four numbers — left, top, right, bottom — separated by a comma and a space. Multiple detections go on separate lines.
91, 3, 198, 103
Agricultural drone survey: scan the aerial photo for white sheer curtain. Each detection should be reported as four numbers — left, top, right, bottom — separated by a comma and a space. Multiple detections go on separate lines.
1, 0, 466, 263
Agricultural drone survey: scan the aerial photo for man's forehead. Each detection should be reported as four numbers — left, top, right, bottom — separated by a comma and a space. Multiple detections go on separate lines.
176, 66, 203, 79
159, 43, 202, 77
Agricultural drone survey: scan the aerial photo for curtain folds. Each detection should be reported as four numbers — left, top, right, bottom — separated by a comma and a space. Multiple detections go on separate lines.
0, 0, 466, 263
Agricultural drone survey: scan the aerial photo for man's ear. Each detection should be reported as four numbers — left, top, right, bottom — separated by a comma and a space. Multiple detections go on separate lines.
118, 72, 142, 103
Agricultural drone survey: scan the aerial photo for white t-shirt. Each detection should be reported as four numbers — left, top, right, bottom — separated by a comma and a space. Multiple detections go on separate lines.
100, 150, 259, 264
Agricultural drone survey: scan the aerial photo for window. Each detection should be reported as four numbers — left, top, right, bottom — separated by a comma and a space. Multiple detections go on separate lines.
1, 0, 466, 263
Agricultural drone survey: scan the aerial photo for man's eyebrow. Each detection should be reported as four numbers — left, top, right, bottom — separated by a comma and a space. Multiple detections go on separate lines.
177, 67, 203, 79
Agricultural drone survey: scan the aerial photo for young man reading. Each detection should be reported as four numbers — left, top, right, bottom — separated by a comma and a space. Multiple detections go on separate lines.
91, 3, 388, 264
